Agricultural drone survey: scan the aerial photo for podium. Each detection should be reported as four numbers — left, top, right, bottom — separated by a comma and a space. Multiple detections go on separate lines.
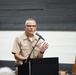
18, 57, 59, 75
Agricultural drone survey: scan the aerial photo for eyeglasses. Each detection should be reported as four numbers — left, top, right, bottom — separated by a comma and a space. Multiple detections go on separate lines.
26, 25, 36, 27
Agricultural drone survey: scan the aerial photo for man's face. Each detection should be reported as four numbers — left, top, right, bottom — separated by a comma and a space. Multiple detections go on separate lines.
24, 20, 37, 36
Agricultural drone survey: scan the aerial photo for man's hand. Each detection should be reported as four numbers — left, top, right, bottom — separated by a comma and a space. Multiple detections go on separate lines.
38, 42, 49, 53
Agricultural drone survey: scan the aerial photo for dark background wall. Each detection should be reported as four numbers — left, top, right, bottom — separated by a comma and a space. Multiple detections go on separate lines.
0, 0, 76, 31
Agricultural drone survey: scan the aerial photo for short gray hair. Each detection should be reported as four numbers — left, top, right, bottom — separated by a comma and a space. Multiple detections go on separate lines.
0, 67, 15, 75
25, 18, 36, 25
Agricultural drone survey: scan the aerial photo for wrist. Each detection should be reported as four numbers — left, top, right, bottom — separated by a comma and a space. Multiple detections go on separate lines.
40, 51, 44, 54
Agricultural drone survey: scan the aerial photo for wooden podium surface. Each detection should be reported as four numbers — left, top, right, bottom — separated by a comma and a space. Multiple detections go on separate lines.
72, 56, 76, 74
18, 57, 59, 75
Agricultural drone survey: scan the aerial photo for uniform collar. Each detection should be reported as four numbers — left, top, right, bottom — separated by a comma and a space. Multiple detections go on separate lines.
22, 32, 27, 40
22, 32, 38, 41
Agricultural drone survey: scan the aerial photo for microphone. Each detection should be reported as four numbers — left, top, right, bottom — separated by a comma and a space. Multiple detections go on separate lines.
35, 32, 45, 41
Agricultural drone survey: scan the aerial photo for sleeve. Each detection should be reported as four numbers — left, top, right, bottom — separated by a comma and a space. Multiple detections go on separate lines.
12, 37, 21, 54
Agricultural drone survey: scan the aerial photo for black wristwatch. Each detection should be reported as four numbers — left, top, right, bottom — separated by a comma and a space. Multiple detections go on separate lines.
40, 51, 44, 54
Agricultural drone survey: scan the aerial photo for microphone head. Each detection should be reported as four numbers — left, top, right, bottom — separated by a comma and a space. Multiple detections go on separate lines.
35, 32, 45, 41
35, 32, 39, 36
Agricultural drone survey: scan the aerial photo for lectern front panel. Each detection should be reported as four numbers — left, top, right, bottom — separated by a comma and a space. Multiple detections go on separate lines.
18, 57, 59, 75
31, 57, 59, 75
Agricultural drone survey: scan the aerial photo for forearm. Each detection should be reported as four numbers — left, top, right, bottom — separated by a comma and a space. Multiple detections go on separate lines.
14, 54, 25, 61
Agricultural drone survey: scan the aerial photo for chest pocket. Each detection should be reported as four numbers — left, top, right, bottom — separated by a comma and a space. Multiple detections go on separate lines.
21, 43, 29, 50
